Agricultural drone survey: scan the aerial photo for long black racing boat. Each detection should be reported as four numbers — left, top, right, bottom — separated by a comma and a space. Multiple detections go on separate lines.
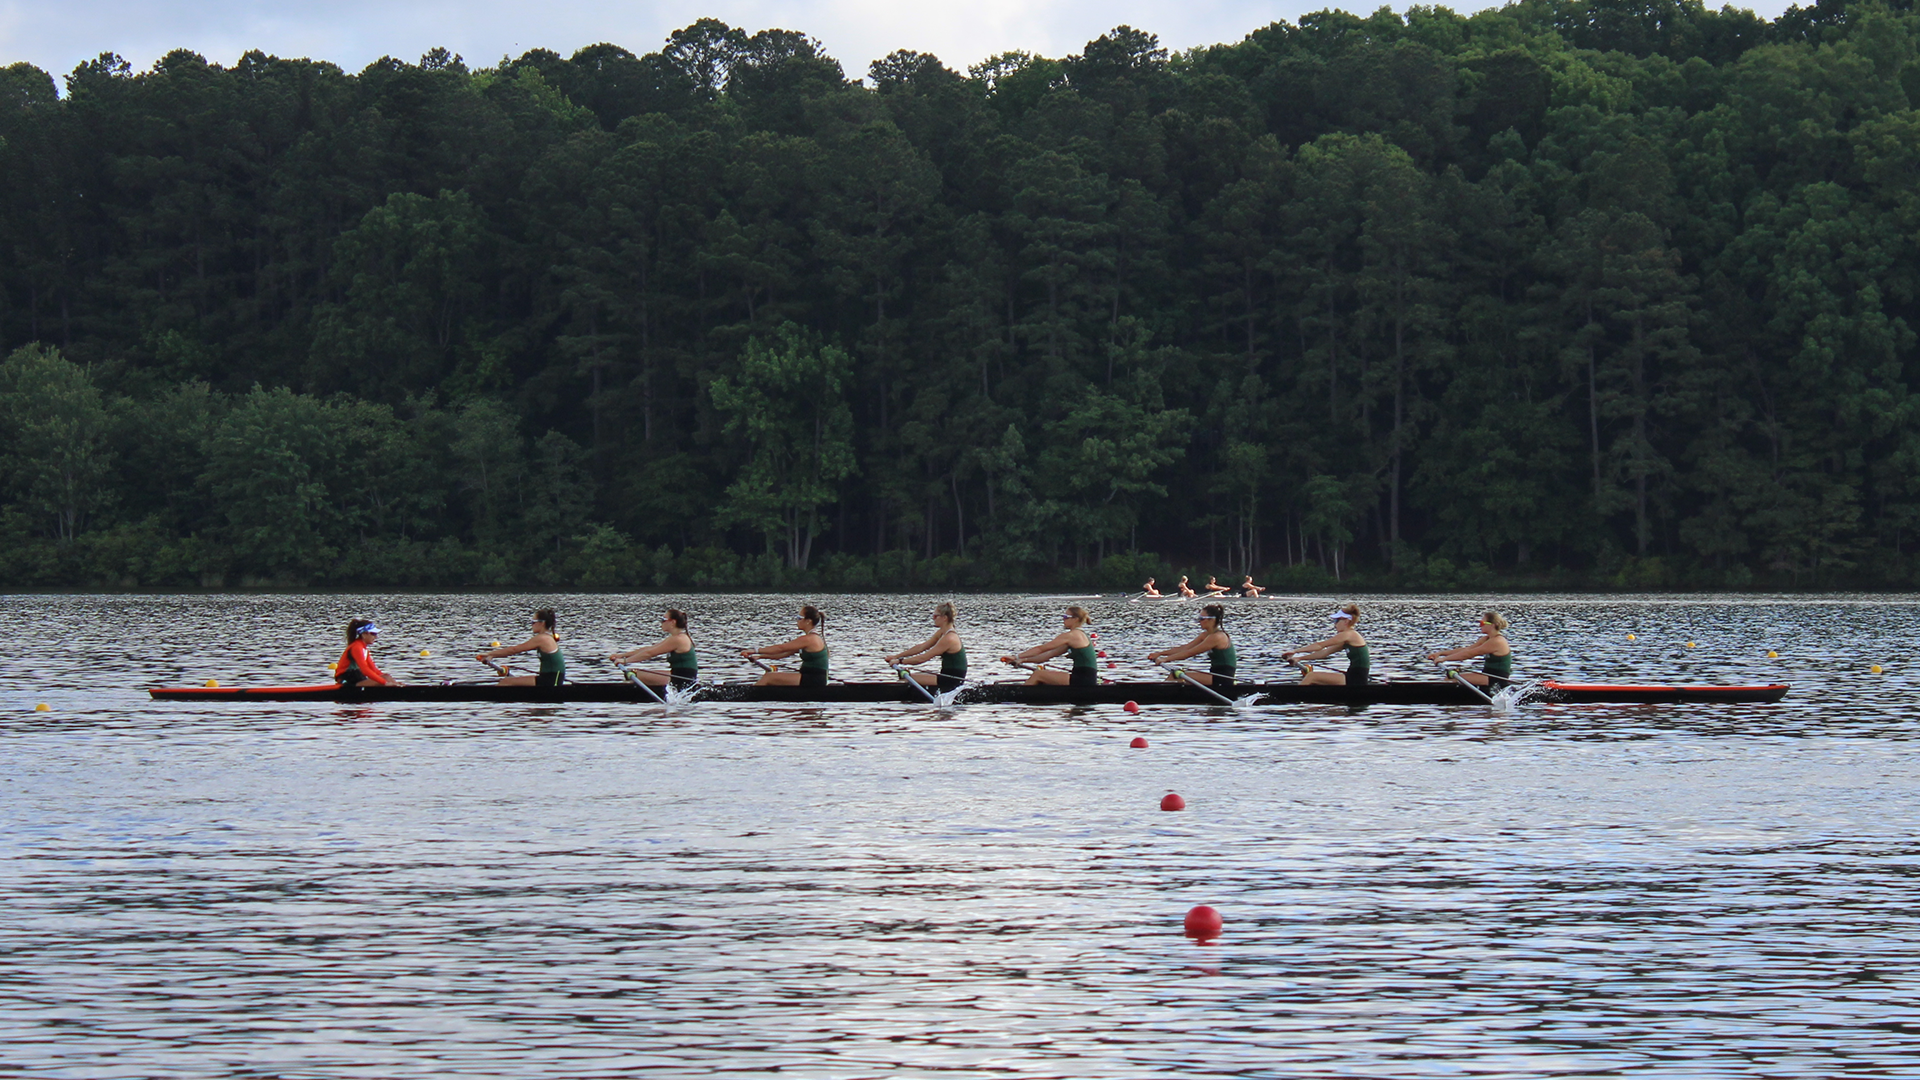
150, 679, 1791, 706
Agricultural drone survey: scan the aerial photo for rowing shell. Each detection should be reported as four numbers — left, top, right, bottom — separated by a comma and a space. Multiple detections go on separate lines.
148, 681, 1791, 706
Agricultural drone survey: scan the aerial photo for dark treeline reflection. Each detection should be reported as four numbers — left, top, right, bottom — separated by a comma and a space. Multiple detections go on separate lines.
2, 1, 1916, 590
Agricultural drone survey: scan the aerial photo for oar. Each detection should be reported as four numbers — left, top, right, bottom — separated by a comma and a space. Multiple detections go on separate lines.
612, 661, 667, 704
1435, 662, 1495, 705
1155, 660, 1235, 706
890, 662, 940, 704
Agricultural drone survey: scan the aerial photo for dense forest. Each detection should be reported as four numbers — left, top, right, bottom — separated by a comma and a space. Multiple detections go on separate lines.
1, 0, 1916, 590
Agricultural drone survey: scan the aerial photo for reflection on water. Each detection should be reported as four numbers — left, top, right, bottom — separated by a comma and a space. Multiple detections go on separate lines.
3, 592, 1920, 1078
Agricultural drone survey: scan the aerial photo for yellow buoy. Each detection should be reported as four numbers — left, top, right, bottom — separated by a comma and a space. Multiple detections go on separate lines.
1872, 664, 1884, 674
204, 679, 220, 688
1767, 650, 1778, 659
1627, 634, 1637, 642
1687, 642, 1696, 649
419, 649, 432, 657
33, 703, 49, 712
491, 641, 500, 647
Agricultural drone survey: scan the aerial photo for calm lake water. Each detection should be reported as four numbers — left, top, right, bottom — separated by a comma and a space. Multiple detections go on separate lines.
4, 592, 1918, 1078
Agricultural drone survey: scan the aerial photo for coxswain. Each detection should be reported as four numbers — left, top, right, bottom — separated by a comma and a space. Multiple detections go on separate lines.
610, 609, 698, 689
1239, 575, 1266, 598
1003, 606, 1098, 686
1147, 603, 1237, 688
884, 601, 967, 691
476, 608, 565, 687
1282, 604, 1371, 686
1426, 610, 1514, 687
742, 604, 829, 687
335, 618, 400, 687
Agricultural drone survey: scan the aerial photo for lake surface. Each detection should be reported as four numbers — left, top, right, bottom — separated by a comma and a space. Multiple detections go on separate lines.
4, 592, 1918, 1078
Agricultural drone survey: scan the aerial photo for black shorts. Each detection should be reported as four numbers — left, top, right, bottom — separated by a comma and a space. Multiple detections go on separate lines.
1211, 673, 1236, 691
535, 671, 563, 688
936, 670, 967, 691
669, 671, 698, 690
1346, 666, 1370, 686
338, 668, 364, 688
1069, 667, 1098, 688
799, 669, 828, 688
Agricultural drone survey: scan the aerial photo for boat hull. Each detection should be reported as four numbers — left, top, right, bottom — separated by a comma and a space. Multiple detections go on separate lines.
147, 680, 1791, 706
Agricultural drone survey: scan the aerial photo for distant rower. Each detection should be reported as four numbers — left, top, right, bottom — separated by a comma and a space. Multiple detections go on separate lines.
1176, 576, 1198, 599
335, 617, 399, 687
885, 601, 967, 691
610, 608, 698, 689
743, 604, 830, 687
1204, 575, 1230, 597
1147, 603, 1236, 689
1004, 606, 1098, 686
1239, 575, 1265, 598
476, 608, 565, 687
1427, 611, 1513, 687
1282, 604, 1371, 686
1140, 578, 1163, 598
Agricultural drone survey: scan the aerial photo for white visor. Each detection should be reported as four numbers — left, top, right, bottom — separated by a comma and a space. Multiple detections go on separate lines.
1328, 610, 1352, 622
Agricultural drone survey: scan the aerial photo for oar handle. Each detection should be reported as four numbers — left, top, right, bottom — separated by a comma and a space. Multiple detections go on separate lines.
1155, 659, 1234, 706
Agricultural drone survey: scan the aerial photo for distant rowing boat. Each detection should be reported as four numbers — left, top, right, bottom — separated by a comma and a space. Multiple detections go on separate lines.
148, 680, 1791, 706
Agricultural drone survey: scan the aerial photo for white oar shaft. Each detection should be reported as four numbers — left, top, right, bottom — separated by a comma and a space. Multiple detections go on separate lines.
1156, 661, 1234, 706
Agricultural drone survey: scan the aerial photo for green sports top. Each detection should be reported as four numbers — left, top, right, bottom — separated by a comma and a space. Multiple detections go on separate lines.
1345, 643, 1371, 669
1068, 642, 1097, 671
538, 647, 565, 677
800, 645, 829, 673
1483, 652, 1512, 678
669, 647, 697, 676
1209, 644, 1238, 675
941, 648, 968, 676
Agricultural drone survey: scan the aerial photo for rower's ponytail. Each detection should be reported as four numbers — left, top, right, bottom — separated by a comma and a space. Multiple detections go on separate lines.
665, 609, 689, 631
345, 617, 372, 642
801, 604, 824, 630
1482, 610, 1508, 632
535, 607, 558, 639
1202, 603, 1226, 624
935, 601, 957, 623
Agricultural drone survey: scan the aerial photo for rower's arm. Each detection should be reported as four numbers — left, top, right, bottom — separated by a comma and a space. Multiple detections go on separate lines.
1431, 639, 1493, 662
612, 639, 670, 664
1151, 633, 1210, 663
1289, 635, 1342, 661
1015, 635, 1071, 663
751, 635, 813, 660
483, 636, 544, 659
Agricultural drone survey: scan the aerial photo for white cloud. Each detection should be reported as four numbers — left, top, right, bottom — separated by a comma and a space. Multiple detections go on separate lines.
0, 0, 1797, 86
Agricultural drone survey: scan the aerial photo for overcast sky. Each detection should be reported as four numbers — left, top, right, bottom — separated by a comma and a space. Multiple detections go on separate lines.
1, 0, 1793, 87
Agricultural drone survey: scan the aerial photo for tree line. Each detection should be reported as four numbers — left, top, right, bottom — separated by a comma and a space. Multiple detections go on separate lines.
1, 0, 1916, 590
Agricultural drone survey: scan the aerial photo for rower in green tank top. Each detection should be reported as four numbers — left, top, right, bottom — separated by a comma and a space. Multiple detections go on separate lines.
1148, 602, 1238, 689
1427, 610, 1514, 688
742, 604, 830, 688
885, 602, 969, 691
1283, 604, 1371, 686
611, 608, 698, 690
1005, 606, 1099, 687
478, 608, 565, 687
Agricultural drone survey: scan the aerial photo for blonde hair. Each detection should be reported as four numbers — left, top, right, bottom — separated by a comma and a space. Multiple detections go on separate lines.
1481, 610, 1509, 632
935, 601, 956, 623
1065, 606, 1092, 625
1340, 603, 1360, 624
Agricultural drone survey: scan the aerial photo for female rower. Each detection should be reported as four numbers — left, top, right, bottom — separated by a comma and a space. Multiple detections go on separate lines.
1147, 603, 1236, 688
1426, 610, 1513, 687
1176, 576, 1198, 599
335, 617, 400, 687
1003, 606, 1098, 686
883, 601, 967, 690
1204, 575, 1230, 597
476, 608, 564, 687
1281, 604, 1371, 686
742, 604, 829, 687
610, 608, 698, 689
1240, 575, 1266, 598
1140, 577, 1163, 598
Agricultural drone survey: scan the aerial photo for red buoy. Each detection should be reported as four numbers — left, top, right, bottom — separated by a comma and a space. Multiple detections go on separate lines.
1106, 661, 1115, 669
1097, 650, 1107, 658
1089, 631, 1098, 639
1184, 905, 1222, 940
1123, 700, 1139, 714
1129, 736, 1148, 748
1161, 792, 1186, 811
